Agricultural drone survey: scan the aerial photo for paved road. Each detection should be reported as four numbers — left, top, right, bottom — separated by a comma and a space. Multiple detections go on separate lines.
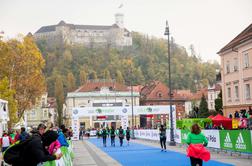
74, 138, 251, 166
73, 139, 121, 166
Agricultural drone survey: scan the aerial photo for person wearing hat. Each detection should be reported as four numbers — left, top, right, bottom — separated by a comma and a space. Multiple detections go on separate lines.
13, 123, 62, 166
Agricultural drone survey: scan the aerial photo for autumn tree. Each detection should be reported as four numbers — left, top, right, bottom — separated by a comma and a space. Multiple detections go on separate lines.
0, 77, 18, 128
79, 69, 87, 85
55, 75, 64, 126
116, 70, 124, 84
67, 72, 76, 92
103, 68, 111, 80
89, 71, 97, 80
0, 36, 45, 120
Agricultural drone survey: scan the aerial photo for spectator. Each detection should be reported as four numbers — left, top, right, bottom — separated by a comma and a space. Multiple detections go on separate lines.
14, 123, 62, 166
229, 113, 233, 119
234, 111, 239, 118
0, 132, 12, 152
19, 127, 30, 142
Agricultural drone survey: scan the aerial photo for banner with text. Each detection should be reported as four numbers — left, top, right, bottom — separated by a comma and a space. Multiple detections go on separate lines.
219, 130, 252, 153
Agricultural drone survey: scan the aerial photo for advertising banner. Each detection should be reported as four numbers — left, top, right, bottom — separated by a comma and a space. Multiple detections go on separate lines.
121, 115, 128, 130
71, 117, 79, 140
220, 130, 252, 153
202, 130, 220, 148
175, 129, 181, 143
181, 129, 190, 144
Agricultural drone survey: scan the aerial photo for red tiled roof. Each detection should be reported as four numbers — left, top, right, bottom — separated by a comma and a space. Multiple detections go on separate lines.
75, 81, 128, 92
190, 88, 208, 100
141, 81, 161, 97
127, 85, 143, 92
218, 23, 252, 54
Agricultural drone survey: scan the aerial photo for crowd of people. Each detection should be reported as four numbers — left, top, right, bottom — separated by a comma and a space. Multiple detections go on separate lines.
0, 123, 73, 166
79, 126, 132, 147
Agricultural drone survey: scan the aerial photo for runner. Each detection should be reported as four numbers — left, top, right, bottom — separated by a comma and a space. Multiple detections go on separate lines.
118, 126, 125, 147
126, 127, 131, 146
186, 123, 209, 166
110, 126, 116, 147
101, 128, 108, 147
159, 125, 166, 152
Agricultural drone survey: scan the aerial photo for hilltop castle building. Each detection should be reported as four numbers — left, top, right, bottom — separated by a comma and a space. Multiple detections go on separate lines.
34, 13, 132, 47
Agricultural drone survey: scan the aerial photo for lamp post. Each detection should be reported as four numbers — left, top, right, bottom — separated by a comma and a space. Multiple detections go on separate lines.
130, 65, 135, 139
164, 21, 176, 146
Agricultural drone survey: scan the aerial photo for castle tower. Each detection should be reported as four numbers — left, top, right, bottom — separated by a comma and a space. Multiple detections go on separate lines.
115, 13, 124, 28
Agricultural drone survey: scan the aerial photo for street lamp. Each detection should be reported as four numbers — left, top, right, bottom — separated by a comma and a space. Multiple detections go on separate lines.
130, 65, 135, 139
164, 21, 176, 146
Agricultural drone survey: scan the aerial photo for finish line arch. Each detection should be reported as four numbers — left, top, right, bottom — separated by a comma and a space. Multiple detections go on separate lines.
71, 105, 176, 140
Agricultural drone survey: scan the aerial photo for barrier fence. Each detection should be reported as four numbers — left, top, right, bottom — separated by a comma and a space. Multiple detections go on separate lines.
42, 141, 74, 166
134, 129, 252, 153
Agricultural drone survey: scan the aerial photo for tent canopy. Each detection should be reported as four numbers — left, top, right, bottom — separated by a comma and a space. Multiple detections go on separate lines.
212, 114, 231, 121
212, 114, 232, 129
207, 115, 214, 119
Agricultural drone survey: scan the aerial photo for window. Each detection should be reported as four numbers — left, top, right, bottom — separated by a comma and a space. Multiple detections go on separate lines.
43, 110, 48, 118
227, 87, 231, 98
210, 102, 213, 109
235, 85, 239, 99
226, 61, 230, 73
245, 84, 251, 99
234, 58, 238, 71
244, 53, 249, 68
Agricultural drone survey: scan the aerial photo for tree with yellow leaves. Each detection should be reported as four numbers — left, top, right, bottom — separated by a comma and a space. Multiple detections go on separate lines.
67, 72, 76, 92
0, 35, 46, 122
0, 77, 18, 128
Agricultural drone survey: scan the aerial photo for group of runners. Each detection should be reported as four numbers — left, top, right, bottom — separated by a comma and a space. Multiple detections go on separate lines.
97, 126, 131, 147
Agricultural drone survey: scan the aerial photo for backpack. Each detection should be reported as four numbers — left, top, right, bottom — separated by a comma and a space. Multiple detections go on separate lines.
110, 129, 115, 137
3, 138, 32, 165
119, 129, 124, 138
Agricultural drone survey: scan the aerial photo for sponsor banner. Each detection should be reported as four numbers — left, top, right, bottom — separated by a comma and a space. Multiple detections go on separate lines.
72, 105, 176, 116
181, 129, 190, 144
175, 129, 181, 143
71, 118, 79, 140
134, 129, 180, 143
202, 130, 220, 148
220, 130, 252, 153
90, 130, 97, 136
121, 115, 128, 130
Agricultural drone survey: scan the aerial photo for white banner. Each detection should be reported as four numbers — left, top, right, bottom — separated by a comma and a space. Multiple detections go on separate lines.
202, 130, 220, 148
72, 117, 79, 140
72, 105, 176, 117
175, 129, 181, 143
134, 129, 181, 143
121, 115, 128, 130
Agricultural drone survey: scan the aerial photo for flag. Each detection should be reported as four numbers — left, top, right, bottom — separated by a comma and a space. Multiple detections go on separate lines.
118, 3, 123, 8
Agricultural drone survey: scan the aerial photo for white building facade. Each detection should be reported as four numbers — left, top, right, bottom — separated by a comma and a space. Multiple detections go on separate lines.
26, 93, 57, 128
0, 99, 9, 136
65, 81, 140, 129
207, 84, 221, 111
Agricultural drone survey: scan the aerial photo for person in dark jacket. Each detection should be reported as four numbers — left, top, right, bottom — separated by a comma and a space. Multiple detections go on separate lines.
14, 124, 62, 166
159, 125, 166, 152
19, 127, 30, 142
118, 126, 125, 147
126, 127, 131, 146
101, 128, 108, 147
110, 126, 116, 147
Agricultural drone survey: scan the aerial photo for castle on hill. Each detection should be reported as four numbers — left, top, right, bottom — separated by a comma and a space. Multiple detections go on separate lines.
34, 13, 132, 47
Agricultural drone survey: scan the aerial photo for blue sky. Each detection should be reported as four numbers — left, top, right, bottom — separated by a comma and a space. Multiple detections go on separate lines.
1, 0, 252, 62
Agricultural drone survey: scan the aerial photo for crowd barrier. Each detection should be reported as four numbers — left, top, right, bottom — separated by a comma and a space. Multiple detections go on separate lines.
134, 129, 252, 153
43, 140, 74, 166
